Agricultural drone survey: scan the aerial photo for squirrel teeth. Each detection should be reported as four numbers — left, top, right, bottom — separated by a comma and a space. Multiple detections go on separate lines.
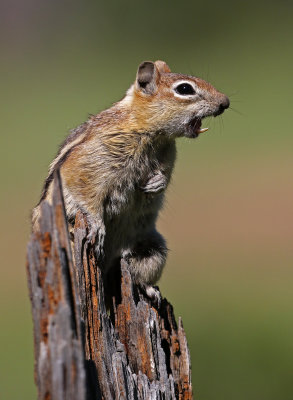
198, 127, 209, 133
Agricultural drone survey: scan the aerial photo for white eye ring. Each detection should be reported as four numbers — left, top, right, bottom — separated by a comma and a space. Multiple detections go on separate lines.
172, 80, 197, 97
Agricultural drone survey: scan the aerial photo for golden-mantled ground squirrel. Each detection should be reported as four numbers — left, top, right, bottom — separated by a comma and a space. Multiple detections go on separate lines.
32, 60, 229, 301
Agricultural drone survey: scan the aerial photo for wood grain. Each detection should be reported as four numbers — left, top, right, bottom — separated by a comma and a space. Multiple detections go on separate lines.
27, 170, 193, 399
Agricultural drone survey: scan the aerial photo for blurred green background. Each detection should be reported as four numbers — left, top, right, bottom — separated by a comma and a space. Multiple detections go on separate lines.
0, 0, 292, 398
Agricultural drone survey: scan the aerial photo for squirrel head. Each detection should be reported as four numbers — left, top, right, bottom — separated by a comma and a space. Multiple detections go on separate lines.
124, 60, 229, 138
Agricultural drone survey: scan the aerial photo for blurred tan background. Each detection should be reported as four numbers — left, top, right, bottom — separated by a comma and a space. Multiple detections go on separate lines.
0, 0, 292, 399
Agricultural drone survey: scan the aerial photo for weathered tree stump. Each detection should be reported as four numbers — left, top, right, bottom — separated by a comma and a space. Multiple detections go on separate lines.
27, 171, 193, 399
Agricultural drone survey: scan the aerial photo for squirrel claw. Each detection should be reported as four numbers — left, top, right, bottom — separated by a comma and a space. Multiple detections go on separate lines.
86, 218, 98, 244
86, 227, 97, 244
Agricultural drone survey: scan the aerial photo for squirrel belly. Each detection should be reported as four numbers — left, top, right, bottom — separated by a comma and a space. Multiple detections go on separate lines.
32, 59, 229, 301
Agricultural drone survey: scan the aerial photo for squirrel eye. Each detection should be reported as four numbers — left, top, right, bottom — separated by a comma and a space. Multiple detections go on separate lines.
175, 83, 195, 95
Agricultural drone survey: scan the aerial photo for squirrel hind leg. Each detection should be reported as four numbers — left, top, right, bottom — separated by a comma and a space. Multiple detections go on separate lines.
122, 229, 167, 306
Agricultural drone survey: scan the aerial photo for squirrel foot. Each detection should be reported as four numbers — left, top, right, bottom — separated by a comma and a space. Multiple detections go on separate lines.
144, 285, 162, 308
141, 171, 167, 194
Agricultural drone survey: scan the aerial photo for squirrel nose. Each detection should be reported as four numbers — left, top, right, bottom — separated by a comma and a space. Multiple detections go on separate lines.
214, 96, 230, 116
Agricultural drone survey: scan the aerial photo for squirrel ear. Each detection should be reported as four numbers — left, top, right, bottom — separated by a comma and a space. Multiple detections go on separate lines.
154, 60, 171, 74
136, 61, 158, 94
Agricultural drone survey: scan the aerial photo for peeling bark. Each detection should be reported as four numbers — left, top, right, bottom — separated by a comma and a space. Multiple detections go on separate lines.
27, 171, 193, 399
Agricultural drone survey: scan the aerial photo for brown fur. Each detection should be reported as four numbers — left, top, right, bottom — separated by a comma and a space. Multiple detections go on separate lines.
32, 60, 229, 300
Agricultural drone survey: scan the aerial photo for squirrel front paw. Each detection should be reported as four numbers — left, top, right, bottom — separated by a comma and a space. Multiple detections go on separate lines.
140, 171, 167, 194
85, 214, 105, 257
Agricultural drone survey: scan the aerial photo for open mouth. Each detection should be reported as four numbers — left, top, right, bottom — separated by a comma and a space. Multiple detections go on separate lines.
186, 117, 209, 138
